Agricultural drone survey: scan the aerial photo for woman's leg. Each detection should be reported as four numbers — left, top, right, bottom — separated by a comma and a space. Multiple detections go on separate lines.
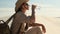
25, 27, 43, 34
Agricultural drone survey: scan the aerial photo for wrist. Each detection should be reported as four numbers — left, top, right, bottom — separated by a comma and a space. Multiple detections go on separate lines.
32, 8, 35, 11
32, 10, 35, 14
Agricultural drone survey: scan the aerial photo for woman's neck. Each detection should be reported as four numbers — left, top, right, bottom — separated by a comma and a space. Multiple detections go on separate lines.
21, 9, 26, 13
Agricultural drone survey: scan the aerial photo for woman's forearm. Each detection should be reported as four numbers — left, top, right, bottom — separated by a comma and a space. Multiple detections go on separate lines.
30, 23, 43, 26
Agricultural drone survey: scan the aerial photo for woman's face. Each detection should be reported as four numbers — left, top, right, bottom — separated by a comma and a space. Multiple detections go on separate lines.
22, 3, 29, 10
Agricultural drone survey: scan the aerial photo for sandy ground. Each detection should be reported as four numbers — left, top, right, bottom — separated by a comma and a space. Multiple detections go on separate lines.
0, 16, 60, 34
36, 16, 60, 34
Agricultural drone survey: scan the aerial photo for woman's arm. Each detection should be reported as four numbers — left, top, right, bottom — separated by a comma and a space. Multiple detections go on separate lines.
29, 23, 43, 26
30, 23, 46, 33
28, 5, 36, 23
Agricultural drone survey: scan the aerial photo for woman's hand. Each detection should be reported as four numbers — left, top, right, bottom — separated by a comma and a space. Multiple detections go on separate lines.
42, 25, 46, 33
32, 5, 36, 11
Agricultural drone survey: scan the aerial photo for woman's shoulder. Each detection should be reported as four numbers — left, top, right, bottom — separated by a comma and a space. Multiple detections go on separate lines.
16, 11, 27, 18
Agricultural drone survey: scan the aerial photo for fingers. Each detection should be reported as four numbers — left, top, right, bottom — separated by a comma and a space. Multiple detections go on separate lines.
32, 5, 36, 10
32, 5, 36, 8
41, 25, 46, 33
42, 26, 46, 33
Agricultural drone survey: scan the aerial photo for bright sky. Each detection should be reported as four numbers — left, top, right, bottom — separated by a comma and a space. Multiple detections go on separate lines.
0, 0, 60, 17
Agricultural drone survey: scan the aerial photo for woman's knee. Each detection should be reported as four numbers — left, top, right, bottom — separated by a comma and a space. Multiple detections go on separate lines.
30, 27, 42, 32
34, 27, 41, 30
25, 27, 42, 34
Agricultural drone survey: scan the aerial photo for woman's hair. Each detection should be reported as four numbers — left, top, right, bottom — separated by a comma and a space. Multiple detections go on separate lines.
16, 6, 22, 13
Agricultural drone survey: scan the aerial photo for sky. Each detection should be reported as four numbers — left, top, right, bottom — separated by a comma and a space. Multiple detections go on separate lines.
0, 0, 60, 17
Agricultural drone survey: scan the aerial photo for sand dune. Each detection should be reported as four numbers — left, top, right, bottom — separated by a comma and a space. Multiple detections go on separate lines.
0, 16, 60, 34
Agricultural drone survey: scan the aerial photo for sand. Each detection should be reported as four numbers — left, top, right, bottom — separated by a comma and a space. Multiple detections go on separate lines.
0, 16, 60, 34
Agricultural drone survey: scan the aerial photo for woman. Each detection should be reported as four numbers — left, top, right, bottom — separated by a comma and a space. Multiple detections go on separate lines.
10, 0, 46, 34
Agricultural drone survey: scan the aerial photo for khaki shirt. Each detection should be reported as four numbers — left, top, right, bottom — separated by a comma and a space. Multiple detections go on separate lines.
10, 11, 30, 34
